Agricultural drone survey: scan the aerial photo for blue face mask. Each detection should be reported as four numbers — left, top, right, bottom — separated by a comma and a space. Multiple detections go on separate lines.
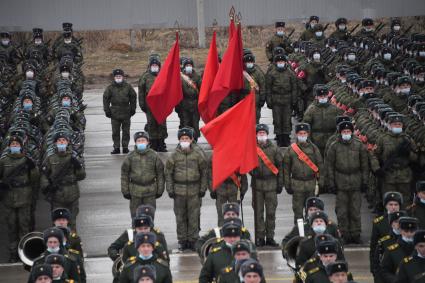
62, 100, 71, 107
10, 146, 21, 154
139, 254, 153, 260
23, 103, 33, 110
57, 144, 67, 152
137, 143, 147, 151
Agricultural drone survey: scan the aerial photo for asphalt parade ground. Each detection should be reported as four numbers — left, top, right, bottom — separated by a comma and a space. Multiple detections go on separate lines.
0, 89, 374, 282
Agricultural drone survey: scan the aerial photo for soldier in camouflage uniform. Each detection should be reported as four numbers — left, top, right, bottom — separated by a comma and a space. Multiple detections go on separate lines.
51, 208, 83, 255
0, 135, 38, 262
199, 221, 242, 283
355, 18, 376, 40
121, 131, 164, 217
178, 58, 202, 140
24, 28, 50, 64
165, 128, 208, 251
283, 123, 324, 223
326, 121, 369, 244
103, 69, 137, 154
0, 32, 20, 68
303, 85, 343, 155
243, 51, 266, 123
396, 230, 425, 282
138, 57, 168, 152
265, 22, 293, 62
119, 232, 172, 283
329, 18, 350, 41
380, 217, 418, 283
40, 133, 86, 230
299, 16, 319, 41
408, 181, 425, 229
250, 124, 283, 247
309, 24, 326, 47
265, 54, 299, 146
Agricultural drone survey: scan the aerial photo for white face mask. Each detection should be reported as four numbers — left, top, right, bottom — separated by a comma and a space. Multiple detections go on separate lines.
420, 51, 425, 57
297, 136, 308, 143
400, 88, 411, 94
315, 31, 323, 37
341, 134, 352, 141
393, 25, 401, 31
61, 72, 70, 79
180, 141, 191, 149
150, 66, 159, 73
392, 228, 401, 235
47, 246, 60, 254
365, 27, 373, 32
64, 38, 72, 44
276, 31, 285, 36
26, 71, 34, 79
1, 39, 10, 45
340, 79, 346, 83
184, 66, 193, 74
246, 63, 254, 69
318, 97, 328, 104
277, 62, 286, 69
313, 53, 321, 61
383, 53, 392, 60
257, 135, 268, 142
338, 24, 346, 30
347, 54, 356, 61
34, 38, 42, 45
310, 23, 316, 29
115, 78, 123, 84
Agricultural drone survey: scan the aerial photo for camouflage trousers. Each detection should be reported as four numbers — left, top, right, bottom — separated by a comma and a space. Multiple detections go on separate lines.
129, 195, 156, 219
173, 195, 201, 243
291, 179, 316, 223
336, 189, 362, 238
272, 104, 292, 135
3, 204, 31, 255
252, 190, 278, 239
51, 199, 79, 231
111, 118, 130, 149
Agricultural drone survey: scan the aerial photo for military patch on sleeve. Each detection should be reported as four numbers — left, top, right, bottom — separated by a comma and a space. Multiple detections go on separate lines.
308, 267, 320, 275
211, 247, 222, 253
403, 256, 413, 263
387, 243, 399, 251
69, 248, 80, 255
378, 235, 391, 243
374, 216, 384, 224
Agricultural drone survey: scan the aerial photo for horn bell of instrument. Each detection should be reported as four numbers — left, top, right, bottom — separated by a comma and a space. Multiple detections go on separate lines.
200, 237, 222, 263
112, 255, 124, 278
282, 235, 303, 271
18, 232, 45, 266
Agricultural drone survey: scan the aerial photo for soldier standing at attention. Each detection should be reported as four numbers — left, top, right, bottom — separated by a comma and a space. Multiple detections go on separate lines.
283, 123, 324, 223
121, 131, 165, 217
250, 124, 283, 247
0, 135, 38, 262
265, 21, 293, 63
103, 69, 137, 154
326, 121, 369, 244
408, 181, 425, 229
396, 230, 425, 282
51, 208, 83, 255
299, 16, 319, 41
40, 133, 86, 230
165, 128, 208, 251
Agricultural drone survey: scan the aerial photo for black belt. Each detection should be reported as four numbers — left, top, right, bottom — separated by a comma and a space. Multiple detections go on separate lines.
130, 179, 156, 186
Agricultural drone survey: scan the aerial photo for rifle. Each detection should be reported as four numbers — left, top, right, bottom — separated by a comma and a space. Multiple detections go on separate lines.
375, 23, 385, 33
288, 29, 295, 38
322, 23, 330, 32
348, 24, 360, 35
402, 24, 414, 36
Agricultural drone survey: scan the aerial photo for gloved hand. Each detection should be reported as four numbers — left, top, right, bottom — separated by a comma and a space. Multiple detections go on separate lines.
123, 193, 131, 200
168, 192, 175, 199
210, 191, 217, 199
361, 184, 368, 193
155, 192, 163, 199
105, 111, 111, 118
285, 186, 294, 195
276, 186, 283, 194
71, 156, 82, 169
199, 191, 206, 198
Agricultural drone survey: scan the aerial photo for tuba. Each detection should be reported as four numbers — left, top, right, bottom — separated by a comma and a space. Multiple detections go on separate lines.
112, 254, 124, 278
18, 232, 45, 266
200, 237, 222, 263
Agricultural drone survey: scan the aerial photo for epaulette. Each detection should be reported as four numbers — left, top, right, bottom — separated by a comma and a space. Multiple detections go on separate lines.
153, 227, 161, 233
241, 227, 247, 232
155, 241, 160, 247
70, 232, 78, 238
307, 258, 316, 263
328, 220, 333, 225
68, 248, 80, 255
223, 266, 233, 273
308, 267, 320, 275
378, 235, 392, 244
387, 243, 399, 251
157, 258, 169, 267
374, 215, 384, 224
66, 280, 75, 283
216, 238, 224, 243
299, 270, 307, 281
307, 235, 313, 239
403, 256, 413, 263
211, 247, 222, 253
129, 256, 137, 264
127, 241, 133, 245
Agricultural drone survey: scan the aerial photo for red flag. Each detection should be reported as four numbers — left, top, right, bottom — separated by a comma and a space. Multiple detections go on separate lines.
146, 34, 183, 124
198, 31, 219, 123
201, 91, 258, 189
228, 17, 235, 42
207, 23, 244, 119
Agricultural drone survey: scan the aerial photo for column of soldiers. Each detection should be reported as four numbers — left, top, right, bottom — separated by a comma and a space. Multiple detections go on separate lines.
0, 22, 88, 283
102, 16, 425, 283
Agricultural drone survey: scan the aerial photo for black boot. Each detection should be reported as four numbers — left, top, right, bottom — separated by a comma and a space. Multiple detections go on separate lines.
255, 238, 265, 247
266, 238, 279, 247
122, 148, 129, 154
282, 134, 291, 147
150, 140, 158, 151
111, 148, 120, 154
178, 241, 185, 251
158, 139, 167, 152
